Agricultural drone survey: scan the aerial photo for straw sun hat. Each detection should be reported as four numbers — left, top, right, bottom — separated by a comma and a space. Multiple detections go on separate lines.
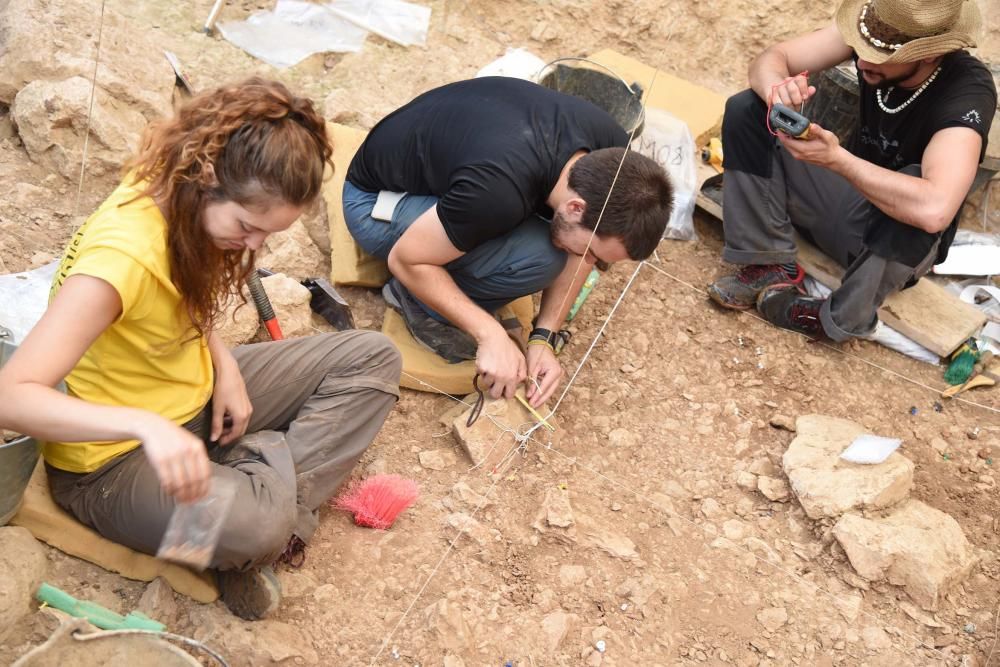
835, 0, 982, 64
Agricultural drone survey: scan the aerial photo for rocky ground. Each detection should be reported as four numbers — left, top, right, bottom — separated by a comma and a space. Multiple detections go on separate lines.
2, 0, 1000, 665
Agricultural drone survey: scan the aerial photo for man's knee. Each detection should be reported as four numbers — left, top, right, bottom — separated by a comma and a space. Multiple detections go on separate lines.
722, 89, 767, 141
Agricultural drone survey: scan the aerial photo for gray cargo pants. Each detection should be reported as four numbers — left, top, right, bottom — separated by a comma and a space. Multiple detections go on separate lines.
721, 89, 951, 341
46, 330, 401, 571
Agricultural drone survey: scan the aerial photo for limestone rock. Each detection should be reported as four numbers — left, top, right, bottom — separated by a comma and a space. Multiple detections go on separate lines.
259, 273, 314, 339
298, 198, 332, 258
769, 413, 796, 431
256, 221, 326, 281
756, 606, 788, 632
0, 0, 174, 114
448, 481, 492, 511
832, 499, 979, 610
452, 395, 554, 472
735, 470, 758, 491
700, 497, 726, 520
418, 449, 454, 471
758, 476, 791, 502
0, 526, 48, 642
187, 607, 319, 665
216, 293, 261, 348
136, 577, 178, 628
559, 564, 587, 587
12, 77, 146, 180
783, 415, 913, 520
424, 598, 472, 651
542, 611, 578, 652
533, 486, 577, 544
582, 520, 638, 560
445, 512, 494, 547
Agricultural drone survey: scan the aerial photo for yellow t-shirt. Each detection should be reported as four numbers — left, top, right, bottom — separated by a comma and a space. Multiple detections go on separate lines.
43, 180, 214, 473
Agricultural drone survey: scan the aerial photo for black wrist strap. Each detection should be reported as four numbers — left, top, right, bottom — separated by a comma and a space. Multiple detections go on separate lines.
529, 327, 556, 344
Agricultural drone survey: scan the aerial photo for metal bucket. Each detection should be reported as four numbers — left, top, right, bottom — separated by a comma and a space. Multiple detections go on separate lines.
1, 340, 42, 525
537, 57, 645, 136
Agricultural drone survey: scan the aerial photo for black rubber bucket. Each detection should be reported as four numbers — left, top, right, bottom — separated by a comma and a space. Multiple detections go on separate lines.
806, 63, 860, 144
537, 57, 645, 136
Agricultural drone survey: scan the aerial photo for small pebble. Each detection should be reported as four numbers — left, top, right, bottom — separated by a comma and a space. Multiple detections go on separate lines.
964, 623, 976, 634
933, 402, 944, 412
909, 406, 918, 415
620, 603, 628, 611
596, 640, 607, 653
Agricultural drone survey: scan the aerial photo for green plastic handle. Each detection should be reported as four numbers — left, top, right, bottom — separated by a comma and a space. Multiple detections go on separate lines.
37, 582, 165, 632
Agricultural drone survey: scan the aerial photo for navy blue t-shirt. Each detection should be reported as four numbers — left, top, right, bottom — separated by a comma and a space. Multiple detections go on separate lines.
346, 77, 628, 252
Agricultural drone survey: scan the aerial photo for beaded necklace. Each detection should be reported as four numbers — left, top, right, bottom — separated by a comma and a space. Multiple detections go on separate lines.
876, 65, 941, 114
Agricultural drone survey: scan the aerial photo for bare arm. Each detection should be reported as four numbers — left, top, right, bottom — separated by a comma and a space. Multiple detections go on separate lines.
780, 125, 982, 232
749, 25, 853, 106
0, 274, 211, 501
387, 205, 526, 398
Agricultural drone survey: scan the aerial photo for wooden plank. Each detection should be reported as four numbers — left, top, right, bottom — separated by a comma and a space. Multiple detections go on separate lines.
587, 49, 726, 148
695, 192, 986, 357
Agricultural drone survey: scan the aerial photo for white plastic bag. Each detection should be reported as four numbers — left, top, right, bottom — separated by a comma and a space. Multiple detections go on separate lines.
630, 108, 698, 241
0, 261, 59, 344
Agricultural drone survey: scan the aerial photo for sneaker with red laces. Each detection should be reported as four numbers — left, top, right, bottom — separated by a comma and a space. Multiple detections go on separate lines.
707, 263, 805, 310
756, 283, 827, 338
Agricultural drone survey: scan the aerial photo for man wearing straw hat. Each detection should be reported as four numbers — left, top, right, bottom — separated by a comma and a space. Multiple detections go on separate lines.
343, 77, 673, 407
708, 0, 996, 342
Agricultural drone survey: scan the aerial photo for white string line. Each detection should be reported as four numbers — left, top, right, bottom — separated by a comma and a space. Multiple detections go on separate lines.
369, 466, 503, 664
403, 350, 954, 664
642, 260, 1000, 415
547, 68, 658, 333
986, 599, 1000, 666
74, 0, 108, 217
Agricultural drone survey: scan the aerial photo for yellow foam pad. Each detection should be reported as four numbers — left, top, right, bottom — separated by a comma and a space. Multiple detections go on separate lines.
322, 122, 390, 288
385, 295, 534, 395
11, 461, 218, 603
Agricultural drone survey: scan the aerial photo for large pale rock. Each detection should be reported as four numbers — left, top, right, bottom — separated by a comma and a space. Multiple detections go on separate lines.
782, 415, 913, 520
256, 221, 326, 281
216, 293, 261, 348
259, 273, 314, 339
533, 486, 576, 544
0, 0, 174, 114
298, 198, 331, 258
12, 77, 146, 179
832, 499, 979, 610
451, 395, 556, 474
0, 526, 48, 642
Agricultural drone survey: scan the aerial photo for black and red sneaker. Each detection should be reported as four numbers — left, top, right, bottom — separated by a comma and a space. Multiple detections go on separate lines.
707, 263, 805, 310
756, 283, 826, 338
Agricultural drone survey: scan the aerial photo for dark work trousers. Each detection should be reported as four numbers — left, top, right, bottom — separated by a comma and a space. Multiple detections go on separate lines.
720, 89, 957, 341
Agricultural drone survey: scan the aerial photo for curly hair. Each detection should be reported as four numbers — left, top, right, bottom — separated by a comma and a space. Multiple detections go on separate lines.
124, 77, 333, 337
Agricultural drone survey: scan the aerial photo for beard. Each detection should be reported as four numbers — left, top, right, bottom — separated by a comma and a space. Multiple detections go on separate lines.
550, 209, 574, 246
859, 62, 921, 89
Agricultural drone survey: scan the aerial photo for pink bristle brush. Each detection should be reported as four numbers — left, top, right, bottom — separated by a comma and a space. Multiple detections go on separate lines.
333, 474, 419, 529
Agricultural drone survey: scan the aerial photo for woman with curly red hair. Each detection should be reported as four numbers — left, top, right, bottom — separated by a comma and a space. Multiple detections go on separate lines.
0, 78, 401, 620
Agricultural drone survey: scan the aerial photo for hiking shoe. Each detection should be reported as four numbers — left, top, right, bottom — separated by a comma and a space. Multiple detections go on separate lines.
218, 565, 282, 620
382, 279, 477, 363
756, 283, 827, 339
707, 263, 805, 310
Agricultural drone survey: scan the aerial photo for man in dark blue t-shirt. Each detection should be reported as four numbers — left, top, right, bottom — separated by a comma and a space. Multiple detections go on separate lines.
343, 77, 673, 406
707, 0, 996, 342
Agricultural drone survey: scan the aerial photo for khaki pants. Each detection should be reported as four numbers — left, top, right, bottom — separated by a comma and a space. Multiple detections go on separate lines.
47, 330, 401, 571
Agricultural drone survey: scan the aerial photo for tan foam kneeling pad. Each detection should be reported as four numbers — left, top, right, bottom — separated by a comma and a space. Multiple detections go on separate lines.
322, 122, 390, 288
385, 295, 534, 395
11, 461, 218, 603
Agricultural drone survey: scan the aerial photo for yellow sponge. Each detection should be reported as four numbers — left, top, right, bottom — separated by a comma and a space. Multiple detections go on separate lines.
322, 123, 390, 288
384, 295, 534, 395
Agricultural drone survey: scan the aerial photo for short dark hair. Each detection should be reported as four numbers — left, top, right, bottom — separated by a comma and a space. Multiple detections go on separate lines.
568, 147, 673, 260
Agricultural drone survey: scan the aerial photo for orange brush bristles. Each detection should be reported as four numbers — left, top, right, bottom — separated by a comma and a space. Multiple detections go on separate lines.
333, 474, 419, 529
